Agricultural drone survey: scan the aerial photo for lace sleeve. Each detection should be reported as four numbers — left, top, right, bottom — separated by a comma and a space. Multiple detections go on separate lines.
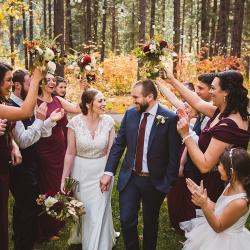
67, 116, 76, 131
103, 115, 115, 132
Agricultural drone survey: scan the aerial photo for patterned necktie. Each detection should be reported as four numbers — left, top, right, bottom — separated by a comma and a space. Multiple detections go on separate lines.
135, 112, 149, 173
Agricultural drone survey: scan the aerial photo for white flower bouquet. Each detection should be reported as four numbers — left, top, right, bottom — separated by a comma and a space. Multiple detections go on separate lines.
36, 177, 85, 222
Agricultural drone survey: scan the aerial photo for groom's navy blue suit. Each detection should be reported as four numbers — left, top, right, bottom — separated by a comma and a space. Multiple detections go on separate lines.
105, 104, 181, 250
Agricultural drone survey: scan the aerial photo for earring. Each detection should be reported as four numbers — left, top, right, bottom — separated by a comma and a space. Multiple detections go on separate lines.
224, 96, 226, 103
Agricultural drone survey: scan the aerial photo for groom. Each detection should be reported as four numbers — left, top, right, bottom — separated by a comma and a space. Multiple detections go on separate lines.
100, 79, 181, 250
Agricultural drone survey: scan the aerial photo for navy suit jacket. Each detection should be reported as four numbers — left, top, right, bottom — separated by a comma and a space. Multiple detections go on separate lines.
105, 104, 182, 193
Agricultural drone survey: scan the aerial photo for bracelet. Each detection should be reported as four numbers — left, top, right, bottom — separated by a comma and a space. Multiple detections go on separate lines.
182, 132, 196, 144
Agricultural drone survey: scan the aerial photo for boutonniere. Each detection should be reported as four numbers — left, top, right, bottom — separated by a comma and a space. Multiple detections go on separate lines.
156, 115, 168, 126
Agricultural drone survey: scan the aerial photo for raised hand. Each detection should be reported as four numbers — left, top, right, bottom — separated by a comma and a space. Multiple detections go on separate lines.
100, 174, 112, 193
50, 108, 65, 122
186, 178, 204, 195
36, 102, 48, 121
32, 67, 45, 82
191, 188, 208, 207
0, 119, 7, 136
177, 108, 190, 138
163, 67, 175, 81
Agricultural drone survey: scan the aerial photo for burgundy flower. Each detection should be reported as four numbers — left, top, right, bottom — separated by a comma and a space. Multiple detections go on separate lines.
81, 55, 92, 65
143, 44, 150, 53
159, 40, 168, 48
51, 201, 64, 213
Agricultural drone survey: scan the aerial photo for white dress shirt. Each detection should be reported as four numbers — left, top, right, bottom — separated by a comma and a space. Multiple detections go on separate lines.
10, 93, 56, 149
136, 102, 158, 173
105, 102, 159, 176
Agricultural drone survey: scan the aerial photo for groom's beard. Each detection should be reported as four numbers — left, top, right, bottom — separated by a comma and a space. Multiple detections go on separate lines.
136, 101, 149, 113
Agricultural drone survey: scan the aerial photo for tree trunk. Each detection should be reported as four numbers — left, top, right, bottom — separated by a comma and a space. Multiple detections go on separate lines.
48, 0, 52, 39
92, 0, 99, 44
209, 0, 217, 57
188, 0, 193, 53
22, 9, 28, 69
65, 0, 73, 52
150, 0, 156, 38
29, 0, 33, 66
85, 0, 92, 44
138, 0, 146, 43
215, 0, 230, 55
230, 0, 245, 57
196, 0, 200, 54
162, 0, 166, 27
54, 0, 64, 76
111, 0, 116, 52
43, 0, 47, 35
131, 2, 135, 49
173, 0, 181, 74
181, 0, 186, 55
9, 16, 15, 66
201, 0, 208, 47
100, 0, 107, 61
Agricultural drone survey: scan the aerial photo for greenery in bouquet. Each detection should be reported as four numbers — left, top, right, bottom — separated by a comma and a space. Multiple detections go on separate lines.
24, 35, 62, 73
66, 50, 98, 84
132, 37, 171, 79
36, 177, 85, 223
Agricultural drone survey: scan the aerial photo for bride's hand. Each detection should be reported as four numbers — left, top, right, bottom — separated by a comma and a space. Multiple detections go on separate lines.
100, 174, 112, 193
60, 179, 66, 194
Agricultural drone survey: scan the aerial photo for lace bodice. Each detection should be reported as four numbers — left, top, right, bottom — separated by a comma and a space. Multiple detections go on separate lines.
67, 114, 115, 159
215, 186, 250, 233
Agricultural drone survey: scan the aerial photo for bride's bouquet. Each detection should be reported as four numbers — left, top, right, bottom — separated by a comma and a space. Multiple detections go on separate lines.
24, 36, 61, 77
36, 177, 85, 223
133, 37, 171, 79
66, 51, 97, 84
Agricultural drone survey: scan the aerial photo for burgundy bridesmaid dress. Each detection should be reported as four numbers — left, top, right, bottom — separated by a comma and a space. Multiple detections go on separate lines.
36, 97, 67, 241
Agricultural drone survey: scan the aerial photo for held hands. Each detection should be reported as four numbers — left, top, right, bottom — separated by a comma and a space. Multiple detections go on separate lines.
50, 108, 65, 122
176, 108, 190, 138
0, 119, 7, 136
100, 174, 112, 193
35, 102, 48, 121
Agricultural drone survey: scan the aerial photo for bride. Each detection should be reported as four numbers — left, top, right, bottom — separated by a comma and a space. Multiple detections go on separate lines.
61, 88, 117, 250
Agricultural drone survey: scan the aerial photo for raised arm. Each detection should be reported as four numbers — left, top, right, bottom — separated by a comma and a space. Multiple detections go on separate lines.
0, 68, 43, 120
164, 69, 216, 118
61, 128, 76, 193
156, 79, 185, 109
56, 96, 81, 114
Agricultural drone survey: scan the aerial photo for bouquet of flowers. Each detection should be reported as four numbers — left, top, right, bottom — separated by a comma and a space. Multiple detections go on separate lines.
24, 36, 61, 74
66, 51, 97, 84
36, 177, 85, 223
132, 38, 170, 79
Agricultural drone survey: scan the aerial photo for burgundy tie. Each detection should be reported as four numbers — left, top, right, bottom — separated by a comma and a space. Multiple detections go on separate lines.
135, 112, 149, 173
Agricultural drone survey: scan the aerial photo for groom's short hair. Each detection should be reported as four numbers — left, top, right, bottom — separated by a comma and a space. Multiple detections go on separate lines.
133, 79, 158, 100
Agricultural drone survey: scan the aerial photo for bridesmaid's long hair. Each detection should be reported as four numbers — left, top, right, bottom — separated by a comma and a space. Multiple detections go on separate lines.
80, 88, 99, 115
0, 62, 13, 103
216, 70, 250, 121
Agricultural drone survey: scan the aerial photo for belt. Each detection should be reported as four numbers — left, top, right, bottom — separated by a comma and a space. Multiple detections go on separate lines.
132, 170, 150, 177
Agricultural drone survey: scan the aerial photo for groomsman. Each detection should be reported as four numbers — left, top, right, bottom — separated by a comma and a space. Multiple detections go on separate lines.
101, 80, 182, 250
9, 69, 61, 250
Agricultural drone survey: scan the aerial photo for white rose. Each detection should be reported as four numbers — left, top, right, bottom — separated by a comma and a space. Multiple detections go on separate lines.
85, 65, 91, 71
44, 196, 58, 208
35, 46, 44, 56
44, 47, 55, 61
47, 61, 57, 74
149, 43, 157, 53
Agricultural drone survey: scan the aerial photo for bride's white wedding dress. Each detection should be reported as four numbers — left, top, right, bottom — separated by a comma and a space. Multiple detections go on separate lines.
67, 114, 117, 250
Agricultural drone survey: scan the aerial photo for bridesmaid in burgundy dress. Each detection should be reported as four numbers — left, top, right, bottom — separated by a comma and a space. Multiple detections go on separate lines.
166, 69, 250, 203
0, 63, 42, 250
36, 73, 80, 241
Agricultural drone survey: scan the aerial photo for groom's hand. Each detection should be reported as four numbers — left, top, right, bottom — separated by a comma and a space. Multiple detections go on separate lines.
100, 174, 112, 193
